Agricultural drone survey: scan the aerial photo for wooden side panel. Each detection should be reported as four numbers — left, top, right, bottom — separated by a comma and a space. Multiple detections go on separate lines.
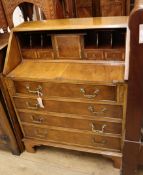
125, 9, 143, 141
3, 32, 21, 75
0, 76, 24, 153
0, 93, 20, 154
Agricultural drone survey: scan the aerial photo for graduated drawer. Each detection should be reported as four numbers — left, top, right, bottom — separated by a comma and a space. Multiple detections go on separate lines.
84, 49, 104, 60
13, 97, 123, 118
22, 124, 121, 151
13, 81, 117, 102
18, 112, 122, 135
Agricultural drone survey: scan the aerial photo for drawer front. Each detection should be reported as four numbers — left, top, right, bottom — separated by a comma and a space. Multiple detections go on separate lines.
37, 50, 54, 59
22, 124, 121, 151
105, 50, 125, 61
13, 81, 117, 102
14, 97, 123, 118
21, 49, 37, 59
18, 112, 122, 135
84, 50, 104, 60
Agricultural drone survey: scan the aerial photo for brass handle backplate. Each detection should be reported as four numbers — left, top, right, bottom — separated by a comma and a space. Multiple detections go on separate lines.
80, 88, 100, 99
91, 123, 107, 134
35, 130, 48, 138
26, 85, 43, 96
88, 106, 107, 115
32, 116, 44, 124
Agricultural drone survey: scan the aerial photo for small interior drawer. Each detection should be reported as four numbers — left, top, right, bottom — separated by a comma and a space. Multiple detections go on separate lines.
37, 50, 54, 59
84, 50, 104, 60
104, 50, 125, 61
22, 124, 121, 151
21, 49, 37, 59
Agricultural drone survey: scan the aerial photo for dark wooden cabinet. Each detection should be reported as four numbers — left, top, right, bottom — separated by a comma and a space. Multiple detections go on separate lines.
121, 1, 143, 175
100, 0, 125, 16
75, 0, 93, 17
75, 0, 127, 17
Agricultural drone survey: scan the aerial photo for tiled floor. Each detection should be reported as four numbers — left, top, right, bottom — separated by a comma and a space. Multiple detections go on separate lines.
0, 146, 143, 175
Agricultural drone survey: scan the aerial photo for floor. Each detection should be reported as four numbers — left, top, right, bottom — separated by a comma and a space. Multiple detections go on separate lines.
0, 147, 143, 175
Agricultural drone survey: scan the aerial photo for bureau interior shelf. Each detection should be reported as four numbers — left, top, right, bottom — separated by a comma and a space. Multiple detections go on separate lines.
4, 16, 128, 81
7, 61, 124, 83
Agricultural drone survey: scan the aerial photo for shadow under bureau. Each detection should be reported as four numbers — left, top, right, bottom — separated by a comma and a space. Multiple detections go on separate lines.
3, 17, 129, 168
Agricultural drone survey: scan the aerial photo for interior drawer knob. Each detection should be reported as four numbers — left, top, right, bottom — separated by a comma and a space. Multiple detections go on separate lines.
91, 123, 107, 133
88, 106, 107, 115
80, 88, 100, 99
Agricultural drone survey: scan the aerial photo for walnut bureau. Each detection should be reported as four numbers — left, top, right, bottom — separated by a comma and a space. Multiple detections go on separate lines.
3, 17, 129, 168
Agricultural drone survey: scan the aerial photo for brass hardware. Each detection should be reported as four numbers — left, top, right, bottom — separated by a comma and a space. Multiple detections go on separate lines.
91, 123, 107, 133
80, 88, 100, 99
26, 102, 39, 110
26, 85, 43, 96
35, 130, 48, 138
88, 106, 107, 115
32, 116, 44, 124
92, 138, 107, 146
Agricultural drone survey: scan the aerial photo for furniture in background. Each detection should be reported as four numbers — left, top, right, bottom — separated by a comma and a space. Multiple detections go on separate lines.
1, 0, 64, 28
122, 0, 143, 174
3, 16, 129, 168
0, 0, 8, 32
0, 0, 135, 26
74, 0, 130, 17
0, 35, 24, 154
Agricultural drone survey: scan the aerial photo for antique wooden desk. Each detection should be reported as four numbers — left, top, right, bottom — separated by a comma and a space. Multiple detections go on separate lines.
3, 17, 129, 168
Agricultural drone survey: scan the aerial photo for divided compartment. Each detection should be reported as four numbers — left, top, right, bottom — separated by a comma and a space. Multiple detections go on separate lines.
18, 31, 54, 59
17, 28, 126, 61
84, 29, 126, 61
18, 31, 52, 48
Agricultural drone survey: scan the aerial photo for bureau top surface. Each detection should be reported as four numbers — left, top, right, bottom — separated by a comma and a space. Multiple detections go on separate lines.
13, 17, 128, 32
8, 61, 125, 83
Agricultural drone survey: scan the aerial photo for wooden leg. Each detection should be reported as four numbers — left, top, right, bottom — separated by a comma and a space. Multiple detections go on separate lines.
112, 156, 122, 169
24, 141, 36, 153
104, 155, 121, 169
